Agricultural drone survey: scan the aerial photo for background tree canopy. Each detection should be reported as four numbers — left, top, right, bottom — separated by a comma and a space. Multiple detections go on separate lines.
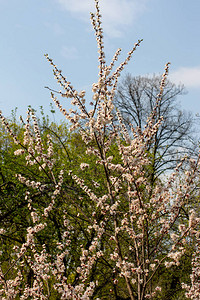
115, 74, 196, 180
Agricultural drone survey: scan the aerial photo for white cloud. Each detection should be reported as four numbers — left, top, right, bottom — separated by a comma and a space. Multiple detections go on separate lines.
61, 46, 79, 59
170, 66, 200, 89
56, 0, 147, 37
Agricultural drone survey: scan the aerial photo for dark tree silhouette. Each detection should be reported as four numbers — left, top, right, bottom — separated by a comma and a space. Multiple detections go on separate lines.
115, 74, 195, 181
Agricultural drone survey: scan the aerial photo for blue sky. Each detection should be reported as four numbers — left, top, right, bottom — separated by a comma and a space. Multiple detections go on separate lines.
0, 0, 200, 122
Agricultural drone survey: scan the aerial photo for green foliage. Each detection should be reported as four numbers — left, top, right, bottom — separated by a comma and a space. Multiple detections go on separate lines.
0, 112, 196, 299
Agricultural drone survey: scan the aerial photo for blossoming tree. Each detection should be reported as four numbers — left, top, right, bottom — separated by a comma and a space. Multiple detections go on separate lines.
0, 0, 199, 299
